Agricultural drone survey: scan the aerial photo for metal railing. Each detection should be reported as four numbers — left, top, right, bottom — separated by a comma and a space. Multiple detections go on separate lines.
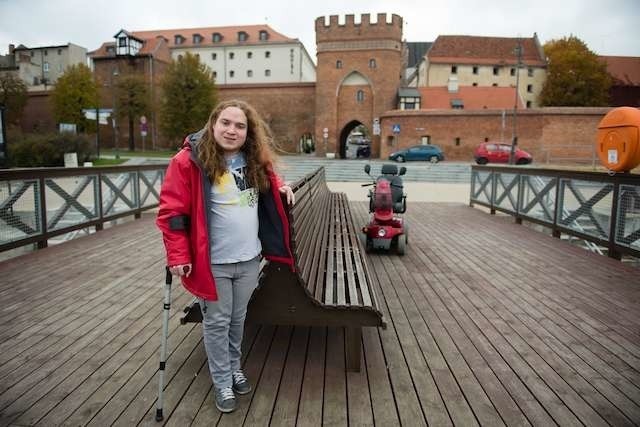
470, 165, 640, 260
0, 164, 166, 252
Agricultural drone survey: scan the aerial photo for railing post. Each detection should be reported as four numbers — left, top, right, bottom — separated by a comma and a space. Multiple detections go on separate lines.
608, 181, 622, 260
515, 171, 523, 224
490, 171, 496, 215
97, 171, 104, 231
552, 177, 561, 238
37, 176, 47, 249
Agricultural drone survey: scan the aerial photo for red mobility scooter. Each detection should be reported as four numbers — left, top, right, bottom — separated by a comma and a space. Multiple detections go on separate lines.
361, 164, 408, 255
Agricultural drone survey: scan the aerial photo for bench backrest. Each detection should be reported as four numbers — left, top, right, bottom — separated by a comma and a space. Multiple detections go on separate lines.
288, 167, 378, 309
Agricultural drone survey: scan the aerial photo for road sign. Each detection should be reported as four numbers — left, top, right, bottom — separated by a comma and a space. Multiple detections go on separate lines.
373, 123, 381, 135
392, 124, 401, 134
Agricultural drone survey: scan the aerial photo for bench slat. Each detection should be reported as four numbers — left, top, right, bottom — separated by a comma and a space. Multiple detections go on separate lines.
333, 194, 347, 306
338, 194, 359, 306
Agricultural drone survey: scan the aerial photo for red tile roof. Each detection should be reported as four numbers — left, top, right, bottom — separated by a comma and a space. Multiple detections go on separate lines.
599, 56, 640, 86
428, 35, 546, 67
132, 24, 295, 48
89, 36, 172, 63
419, 86, 524, 110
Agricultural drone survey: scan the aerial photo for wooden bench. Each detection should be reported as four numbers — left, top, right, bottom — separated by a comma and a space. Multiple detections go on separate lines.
181, 167, 385, 371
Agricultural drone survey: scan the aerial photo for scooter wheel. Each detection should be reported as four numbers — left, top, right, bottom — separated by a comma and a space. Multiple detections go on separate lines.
397, 234, 406, 255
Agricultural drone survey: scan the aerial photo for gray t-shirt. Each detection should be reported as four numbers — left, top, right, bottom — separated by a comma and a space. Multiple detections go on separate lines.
208, 153, 261, 264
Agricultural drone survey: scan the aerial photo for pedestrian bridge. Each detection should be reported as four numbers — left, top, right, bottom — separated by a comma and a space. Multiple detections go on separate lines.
0, 164, 638, 425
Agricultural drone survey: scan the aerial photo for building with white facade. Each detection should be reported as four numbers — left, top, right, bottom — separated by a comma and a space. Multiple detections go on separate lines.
129, 25, 316, 84
0, 43, 87, 90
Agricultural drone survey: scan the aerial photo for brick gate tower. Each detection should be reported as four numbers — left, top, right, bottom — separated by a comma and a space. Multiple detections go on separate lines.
314, 13, 404, 158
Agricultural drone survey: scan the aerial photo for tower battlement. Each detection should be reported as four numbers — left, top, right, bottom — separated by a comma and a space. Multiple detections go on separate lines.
315, 13, 403, 43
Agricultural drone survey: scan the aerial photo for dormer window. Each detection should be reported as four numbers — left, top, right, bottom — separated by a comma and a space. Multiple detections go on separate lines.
259, 30, 269, 41
114, 29, 142, 57
174, 35, 185, 45
212, 32, 222, 43
238, 31, 248, 42
193, 34, 203, 45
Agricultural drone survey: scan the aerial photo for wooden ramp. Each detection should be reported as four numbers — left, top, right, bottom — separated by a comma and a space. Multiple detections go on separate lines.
0, 203, 638, 426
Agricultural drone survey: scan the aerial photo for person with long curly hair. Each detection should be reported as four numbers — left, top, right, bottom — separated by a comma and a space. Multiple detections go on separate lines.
157, 99, 295, 413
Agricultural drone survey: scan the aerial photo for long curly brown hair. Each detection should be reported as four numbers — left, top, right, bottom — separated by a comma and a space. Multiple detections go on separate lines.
197, 100, 276, 192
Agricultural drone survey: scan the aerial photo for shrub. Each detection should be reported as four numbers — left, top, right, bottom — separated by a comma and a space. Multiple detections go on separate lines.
8, 132, 94, 167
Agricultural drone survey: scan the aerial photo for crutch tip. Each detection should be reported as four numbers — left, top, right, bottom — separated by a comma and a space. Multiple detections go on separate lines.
155, 408, 164, 422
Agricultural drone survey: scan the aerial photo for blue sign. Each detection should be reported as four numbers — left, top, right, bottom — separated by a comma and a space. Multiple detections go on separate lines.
392, 124, 401, 134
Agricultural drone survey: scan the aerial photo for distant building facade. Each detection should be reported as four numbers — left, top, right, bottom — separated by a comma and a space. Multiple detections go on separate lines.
131, 25, 316, 84
417, 34, 547, 108
599, 55, 640, 107
0, 43, 87, 90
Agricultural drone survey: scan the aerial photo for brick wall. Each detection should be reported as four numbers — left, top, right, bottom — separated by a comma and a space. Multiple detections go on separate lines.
378, 108, 611, 163
21, 91, 56, 133
218, 83, 316, 153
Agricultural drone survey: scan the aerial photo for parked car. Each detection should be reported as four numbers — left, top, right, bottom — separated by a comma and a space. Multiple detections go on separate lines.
474, 142, 532, 165
356, 145, 371, 158
389, 144, 445, 163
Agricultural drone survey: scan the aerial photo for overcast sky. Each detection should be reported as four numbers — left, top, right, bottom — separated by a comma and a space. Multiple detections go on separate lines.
1, 0, 639, 59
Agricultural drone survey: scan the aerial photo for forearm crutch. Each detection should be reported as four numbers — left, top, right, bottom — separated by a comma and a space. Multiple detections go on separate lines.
156, 266, 172, 422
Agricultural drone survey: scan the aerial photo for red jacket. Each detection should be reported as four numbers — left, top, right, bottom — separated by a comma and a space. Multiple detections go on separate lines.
156, 134, 294, 300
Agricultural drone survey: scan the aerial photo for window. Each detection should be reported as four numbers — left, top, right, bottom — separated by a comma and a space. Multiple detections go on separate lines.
421, 136, 431, 145
33, 77, 39, 85
527, 84, 533, 93
30, 51, 34, 57
510, 68, 516, 76
336, 60, 342, 69
527, 68, 534, 77
526, 101, 532, 108
472, 66, 478, 74
229, 70, 235, 78
472, 82, 478, 87
247, 52, 252, 59
369, 58, 376, 69
265, 69, 271, 76
400, 97, 420, 110
177, 54, 183, 60
493, 66, 499, 75
211, 53, 217, 60
44, 50, 48, 56
212, 33, 222, 43
174, 35, 184, 45
247, 70, 253, 77
229, 52, 234, 59
43, 62, 49, 72
193, 34, 202, 44
58, 64, 63, 72
259, 30, 269, 41
195, 53, 200, 59
213, 71, 217, 79
57, 48, 62, 55
238, 31, 248, 42
356, 90, 364, 103
451, 65, 457, 74
451, 99, 464, 109
118, 37, 127, 47
492, 83, 498, 87
455, 137, 461, 146
265, 51, 271, 58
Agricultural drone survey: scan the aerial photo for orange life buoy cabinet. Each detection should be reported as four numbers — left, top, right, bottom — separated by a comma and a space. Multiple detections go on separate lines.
596, 107, 640, 172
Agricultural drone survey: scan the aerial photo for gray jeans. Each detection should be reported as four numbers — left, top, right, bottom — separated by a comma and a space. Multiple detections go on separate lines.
199, 256, 260, 389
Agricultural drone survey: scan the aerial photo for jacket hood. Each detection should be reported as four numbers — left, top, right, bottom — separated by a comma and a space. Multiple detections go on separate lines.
182, 128, 207, 152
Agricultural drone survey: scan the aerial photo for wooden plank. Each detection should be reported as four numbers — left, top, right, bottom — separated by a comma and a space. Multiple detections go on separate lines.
338, 195, 358, 306
296, 327, 326, 426
322, 327, 347, 426
324, 195, 336, 305
334, 195, 346, 307
269, 327, 310, 425
345, 327, 373, 425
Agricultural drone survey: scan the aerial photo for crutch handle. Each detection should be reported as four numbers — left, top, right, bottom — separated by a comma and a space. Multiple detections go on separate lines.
165, 266, 172, 285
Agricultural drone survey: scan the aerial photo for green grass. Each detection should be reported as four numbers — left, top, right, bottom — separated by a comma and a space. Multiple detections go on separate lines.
92, 157, 128, 166
103, 149, 176, 158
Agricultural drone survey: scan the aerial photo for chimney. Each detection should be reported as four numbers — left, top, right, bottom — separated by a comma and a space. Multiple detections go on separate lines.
9, 44, 15, 55
448, 76, 459, 93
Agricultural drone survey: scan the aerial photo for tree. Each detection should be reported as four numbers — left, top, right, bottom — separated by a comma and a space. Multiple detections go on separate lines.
540, 36, 611, 106
0, 73, 28, 125
115, 74, 149, 151
160, 52, 217, 143
51, 64, 99, 132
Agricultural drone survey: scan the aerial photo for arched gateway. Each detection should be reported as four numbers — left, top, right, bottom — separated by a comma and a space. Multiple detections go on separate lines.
314, 13, 404, 159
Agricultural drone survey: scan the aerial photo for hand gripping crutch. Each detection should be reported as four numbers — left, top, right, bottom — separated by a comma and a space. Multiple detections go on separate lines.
155, 266, 172, 422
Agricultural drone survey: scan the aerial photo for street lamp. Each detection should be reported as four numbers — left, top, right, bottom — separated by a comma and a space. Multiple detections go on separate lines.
509, 39, 523, 165
111, 68, 119, 159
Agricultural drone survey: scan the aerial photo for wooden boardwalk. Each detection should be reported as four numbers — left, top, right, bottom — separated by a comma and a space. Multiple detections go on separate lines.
0, 202, 638, 426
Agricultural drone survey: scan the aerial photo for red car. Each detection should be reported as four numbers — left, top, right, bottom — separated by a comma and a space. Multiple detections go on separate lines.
474, 142, 532, 165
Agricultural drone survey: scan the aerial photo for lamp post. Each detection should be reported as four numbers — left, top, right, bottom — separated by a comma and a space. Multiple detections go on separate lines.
111, 68, 120, 159
509, 39, 523, 165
